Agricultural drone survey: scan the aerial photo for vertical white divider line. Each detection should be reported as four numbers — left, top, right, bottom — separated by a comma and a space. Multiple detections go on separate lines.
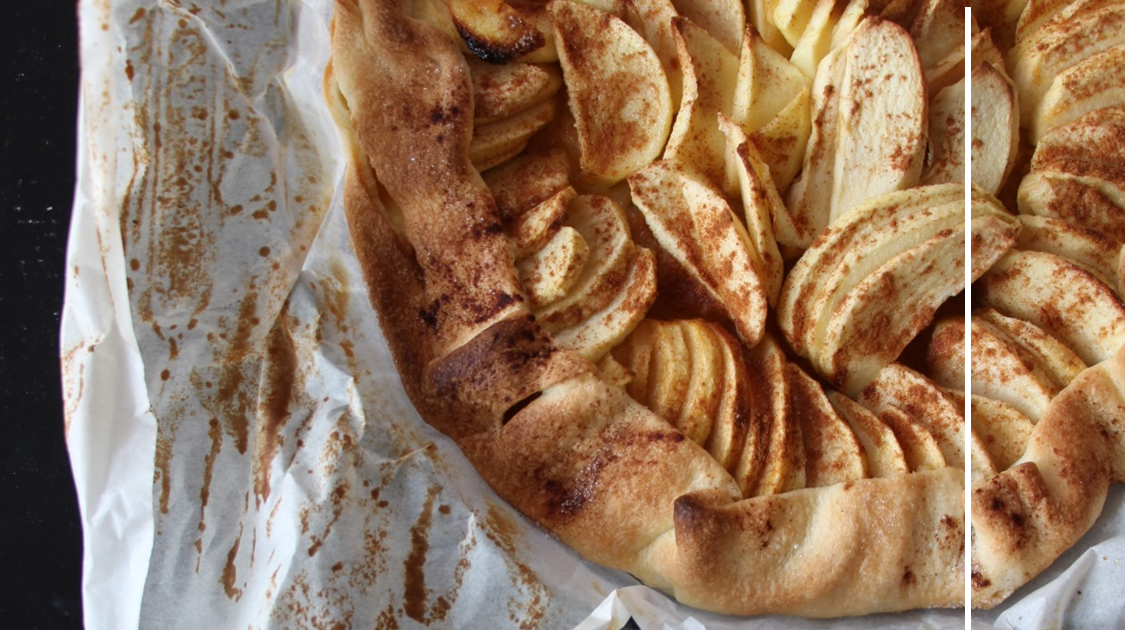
964, 6, 973, 625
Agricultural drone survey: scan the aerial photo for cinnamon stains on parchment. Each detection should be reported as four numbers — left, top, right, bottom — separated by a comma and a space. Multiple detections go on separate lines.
482, 502, 549, 628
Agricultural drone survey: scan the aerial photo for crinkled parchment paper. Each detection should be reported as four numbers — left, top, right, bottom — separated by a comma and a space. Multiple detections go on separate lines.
61, 1, 1120, 628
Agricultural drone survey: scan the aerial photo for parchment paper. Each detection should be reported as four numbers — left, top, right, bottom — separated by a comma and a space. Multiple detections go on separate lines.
61, 0, 1122, 628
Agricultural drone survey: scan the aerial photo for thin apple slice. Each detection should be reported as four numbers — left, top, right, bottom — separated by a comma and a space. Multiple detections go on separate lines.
623, 0, 683, 111
551, 0, 673, 184
741, 336, 805, 496
470, 97, 558, 171
450, 0, 555, 63
1032, 44, 1125, 143
664, 17, 741, 194
1017, 214, 1125, 298
671, 0, 745, 53
970, 63, 1020, 195
535, 194, 634, 330
779, 184, 964, 362
720, 116, 785, 305
976, 307, 1087, 390
731, 25, 811, 197
706, 325, 754, 474
787, 364, 867, 487
968, 315, 1058, 421
771, 0, 819, 48
877, 406, 947, 472
629, 161, 768, 346
1008, 1, 1125, 124
789, 0, 842, 78
676, 320, 725, 446
826, 391, 910, 478
921, 77, 965, 186
517, 226, 590, 308
643, 319, 692, 424
785, 17, 927, 244
551, 247, 658, 360
506, 185, 575, 258
468, 57, 563, 125
976, 249, 1125, 366
859, 363, 965, 468
926, 315, 965, 391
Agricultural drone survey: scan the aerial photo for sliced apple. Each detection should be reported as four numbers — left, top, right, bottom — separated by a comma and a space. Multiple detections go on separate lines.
921, 77, 965, 186
926, 315, 965, 392
1015, 0, 1117, 45
747, 0, 793, 55
976, 249, 1125, 366
859, 363, 964, 468
535, 194, 634, 330
976, 307, 1086, 390
486, 147, 572, 221
450, 0, 555, 64
644, 319, 692, 424
596, 350, 634, 389
506, 185, 575, 258
968, 315, 1059, 421
470, 97, 558, 171
671, 0, 745, 53
787, 364, 867, 487
614, 316, 657, 403
676, 320, 725, 446
789, 0, 842, 78
467, 57, 563, 126
741, 336, 805, 496
970, 395, 1035, 471
706, 324, 754, 474
551, 0, 673, 184
771, 0, 819, 48
623, 0, 683, 111
720, 116, 785, 305
1008, 1, 1125, 124
877, 406, 947, 472
970, 63, 1020, 196
517, 225, 590, 308
779, 184, 964, 362
731, 25, 811, 196
909, 0, 964, 73
1032, 44, 1125, 143
1017, 214, 1125, 298
970, 186, 1023, 281
664, 17, 741, 194
551, 247, 658, 360
827, 390, 910, 478
785, 17, 927, 245
628, 160, 768, 346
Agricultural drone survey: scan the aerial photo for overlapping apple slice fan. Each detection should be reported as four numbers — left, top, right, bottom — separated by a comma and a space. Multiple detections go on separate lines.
442, 0, 984, 588
963, 0, 1125, 609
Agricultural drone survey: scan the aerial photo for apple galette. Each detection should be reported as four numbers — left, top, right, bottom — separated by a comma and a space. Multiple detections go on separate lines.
968, 0, 1125, 609
327, 0, 979, 617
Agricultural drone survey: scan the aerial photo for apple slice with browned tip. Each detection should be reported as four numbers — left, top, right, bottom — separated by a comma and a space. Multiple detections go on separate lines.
551, 0, 673, 184
450, 0, 556, 63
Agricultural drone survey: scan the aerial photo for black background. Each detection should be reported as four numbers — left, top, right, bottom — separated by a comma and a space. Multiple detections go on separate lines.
2, 1, 85, 627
